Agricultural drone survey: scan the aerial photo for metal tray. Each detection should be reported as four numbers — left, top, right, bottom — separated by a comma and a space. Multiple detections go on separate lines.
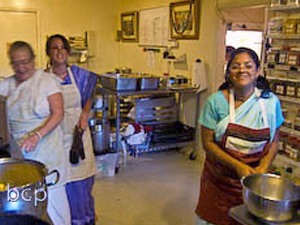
139, 77, 160, 90
100, 73, 138, 91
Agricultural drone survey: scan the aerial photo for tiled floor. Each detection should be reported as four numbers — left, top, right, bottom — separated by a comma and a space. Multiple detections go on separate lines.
93, 150, 204, 225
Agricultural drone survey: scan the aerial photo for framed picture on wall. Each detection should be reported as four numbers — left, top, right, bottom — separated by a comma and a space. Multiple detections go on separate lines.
170, 0, 200, 39
121, 11, 139, 42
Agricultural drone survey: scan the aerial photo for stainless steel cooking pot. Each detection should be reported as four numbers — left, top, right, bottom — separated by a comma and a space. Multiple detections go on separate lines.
0, 158, 59, 221
241, 173, 300, 222
89, 118, 110, 155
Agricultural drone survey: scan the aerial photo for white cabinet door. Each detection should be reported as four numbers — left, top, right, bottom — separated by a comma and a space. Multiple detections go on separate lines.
0, 10, 37, 78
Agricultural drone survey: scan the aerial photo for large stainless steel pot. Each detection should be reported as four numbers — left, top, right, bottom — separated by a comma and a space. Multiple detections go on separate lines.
90, 118, 110, 155
241, 173, 300, 222
0, 158, 59, 221
0, 214, 50, 225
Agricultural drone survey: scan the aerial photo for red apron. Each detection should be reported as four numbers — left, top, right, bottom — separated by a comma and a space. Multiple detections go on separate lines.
196, 89, 271, 225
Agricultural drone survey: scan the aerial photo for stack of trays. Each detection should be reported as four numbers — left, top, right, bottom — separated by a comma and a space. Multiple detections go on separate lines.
100, 73, 160, 91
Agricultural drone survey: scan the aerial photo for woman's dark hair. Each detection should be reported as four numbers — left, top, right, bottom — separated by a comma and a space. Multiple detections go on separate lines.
9, 41, 35, 60
46, 34, 71, 56
219, 47, 271, 98
226, 45, 235, 61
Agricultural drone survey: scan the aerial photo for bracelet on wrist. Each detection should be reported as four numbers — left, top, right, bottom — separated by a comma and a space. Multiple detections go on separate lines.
35, 131, 43, 140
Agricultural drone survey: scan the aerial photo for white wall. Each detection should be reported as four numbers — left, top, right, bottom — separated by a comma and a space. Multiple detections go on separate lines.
0, 0, 119, 74
0, 10, 37, 77
117, 0, 226, 94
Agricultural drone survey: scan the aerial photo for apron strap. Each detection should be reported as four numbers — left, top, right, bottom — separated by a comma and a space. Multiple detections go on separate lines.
255, 88, 269, 127
49, 67, 76, 84
229, 88, 269, 127
67, 67, 76, 84
229, 89, 235, 123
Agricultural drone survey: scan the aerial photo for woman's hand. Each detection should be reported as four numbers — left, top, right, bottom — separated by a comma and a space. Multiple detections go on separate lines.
254, 165, 268, 174
78, 112, 89, 130
77, 98, 93, 131
235, 162, 256, 179
20, 133, 40, 153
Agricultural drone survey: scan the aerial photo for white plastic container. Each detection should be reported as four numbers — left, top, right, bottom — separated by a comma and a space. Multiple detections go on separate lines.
95, 153, 120, 177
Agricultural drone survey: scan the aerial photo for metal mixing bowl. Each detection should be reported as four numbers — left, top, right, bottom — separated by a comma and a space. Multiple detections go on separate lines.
241, 173, 300, 222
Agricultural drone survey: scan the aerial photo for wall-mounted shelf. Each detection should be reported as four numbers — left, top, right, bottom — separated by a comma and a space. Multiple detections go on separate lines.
269, 5, 300, 12
279, 95, 300, 104
267, 34, 300, 39
68, 31, 94, 65
280, 126, 300, 137
267, 76, 300, 83
164, 53, 187, 63
267, 64, 300, 72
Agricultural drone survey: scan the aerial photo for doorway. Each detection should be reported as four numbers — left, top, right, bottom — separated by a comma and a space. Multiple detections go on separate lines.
222, 6, 266, 60
0, 9, 38, 78
226, 30, 263, 59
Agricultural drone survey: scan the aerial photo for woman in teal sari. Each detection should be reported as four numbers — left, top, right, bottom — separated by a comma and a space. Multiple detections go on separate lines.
195, 48, 284, 225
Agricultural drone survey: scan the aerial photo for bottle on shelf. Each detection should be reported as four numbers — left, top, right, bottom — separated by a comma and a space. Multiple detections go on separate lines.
162, 73, 170, 88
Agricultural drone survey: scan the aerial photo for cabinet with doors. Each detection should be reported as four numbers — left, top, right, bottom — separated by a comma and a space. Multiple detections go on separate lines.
264, 1, 300, 185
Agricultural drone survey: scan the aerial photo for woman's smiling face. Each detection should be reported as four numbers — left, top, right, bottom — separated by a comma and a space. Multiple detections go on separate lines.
48, 38, 69, 66
228, 52, 259, 89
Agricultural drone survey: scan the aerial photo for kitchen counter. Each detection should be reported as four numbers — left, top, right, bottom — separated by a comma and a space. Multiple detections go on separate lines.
229, 205, 300, 225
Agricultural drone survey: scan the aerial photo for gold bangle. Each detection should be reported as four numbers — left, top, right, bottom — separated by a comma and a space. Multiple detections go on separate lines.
35, 131, 43, 140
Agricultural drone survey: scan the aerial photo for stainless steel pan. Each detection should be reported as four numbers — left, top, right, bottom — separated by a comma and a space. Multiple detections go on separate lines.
241, 173, 300, 222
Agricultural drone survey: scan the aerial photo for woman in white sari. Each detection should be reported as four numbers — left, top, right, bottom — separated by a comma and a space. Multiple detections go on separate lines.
0, 41, 70, 225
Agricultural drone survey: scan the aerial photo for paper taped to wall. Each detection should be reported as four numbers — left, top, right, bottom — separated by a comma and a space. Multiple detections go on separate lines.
192, 60, 207, 92
147, 51, 155, 69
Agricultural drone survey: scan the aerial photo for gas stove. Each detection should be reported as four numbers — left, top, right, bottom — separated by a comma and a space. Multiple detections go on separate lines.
229, 205, 300, 225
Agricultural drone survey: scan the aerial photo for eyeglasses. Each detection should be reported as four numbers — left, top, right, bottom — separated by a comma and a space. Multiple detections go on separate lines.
229, 63, 256, 72
10, 58, 33, 67
50, 46, 67, 51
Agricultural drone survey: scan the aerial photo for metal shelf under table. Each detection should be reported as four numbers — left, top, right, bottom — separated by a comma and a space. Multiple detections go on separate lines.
100, 87, 202, 162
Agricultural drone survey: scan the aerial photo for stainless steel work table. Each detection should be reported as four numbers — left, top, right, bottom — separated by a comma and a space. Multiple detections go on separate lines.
100, 87, 202, 162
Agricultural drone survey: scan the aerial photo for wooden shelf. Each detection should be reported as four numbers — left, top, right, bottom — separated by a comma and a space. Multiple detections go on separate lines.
281, 126, 300, 137
269, 5, 300, 12
267, 64, 300, 73
266, 4, 300, 176
267, 76, 300, 83
267, 34, 300, 39
278, 95, 300, 104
